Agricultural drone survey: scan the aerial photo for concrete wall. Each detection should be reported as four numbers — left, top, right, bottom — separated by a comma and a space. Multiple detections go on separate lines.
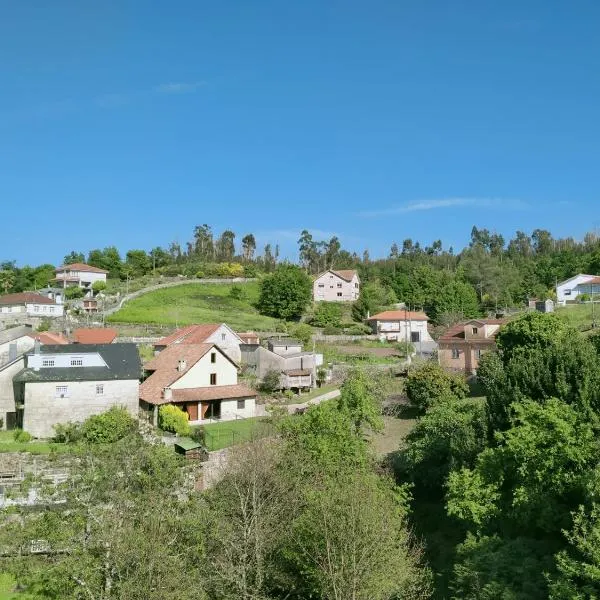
439, 344, 493, 374
190, 397, 256, 423
171, 349, 238, 389
313, 272, 360, 302
373, 319, 433, 343
269, 343, 303, 356
0, 335, 34, 367
23, 379, 139, 438
25, 303, 64, 317
0, 357, 24, 428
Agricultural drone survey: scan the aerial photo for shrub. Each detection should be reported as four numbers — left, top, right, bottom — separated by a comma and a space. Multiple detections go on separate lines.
395, 341, 415, 357
37, 318, 51, 332
275, 320, 289, 333
53, 422, 83, 444
406, 362, 469, 413
292, 323, 313, 346
92, 280, 107, 294
311, 302, 343, 328
81, 407, 136, 444
257, 265, 312, 319
190, 426, 206, 445
195, 271, 205, 279
322, 325, 342, 335
342, 323, 372, 335
579, 293, 591, 303
65, 286, 85, 300
215, 262, 244, 278
13, 429, 32, 443
0, 417, 3, 429
260, 369, 282, 393
159, 404, 191, 436
243, 264, 258, 278
229, 284, 246, 300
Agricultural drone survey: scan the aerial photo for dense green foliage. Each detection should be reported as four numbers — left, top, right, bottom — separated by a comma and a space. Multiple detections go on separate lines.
159, 404, 191, 436
405, 362, 469, 413
80, 406, 137, 443
257, 264, 312, 319
310, 301, 343, 327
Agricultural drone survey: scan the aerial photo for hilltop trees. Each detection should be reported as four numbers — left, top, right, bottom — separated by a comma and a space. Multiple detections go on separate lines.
257, 264, 312, 319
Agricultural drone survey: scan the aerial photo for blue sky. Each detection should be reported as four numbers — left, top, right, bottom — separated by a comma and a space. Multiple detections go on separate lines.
2, 1, 600, 266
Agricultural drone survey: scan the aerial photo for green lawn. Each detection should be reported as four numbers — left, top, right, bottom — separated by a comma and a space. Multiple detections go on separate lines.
556, 303, 600, 332
0, 573, 34, 599
0, 431, 71, 455
198, 417, 273, 451
293, 384, 339, 403
108, 282, 279, 331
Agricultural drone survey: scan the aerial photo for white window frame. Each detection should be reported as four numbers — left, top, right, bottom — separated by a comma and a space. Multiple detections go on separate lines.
237, 399, 245, 410
55, 385, 69, 397
70, 357, 84, 367
96, 384, 104, 395
42, 359, 55, 367
451, 349, 460, 359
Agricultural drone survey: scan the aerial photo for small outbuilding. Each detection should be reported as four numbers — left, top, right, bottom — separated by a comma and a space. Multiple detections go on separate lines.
174, 437, 207, 460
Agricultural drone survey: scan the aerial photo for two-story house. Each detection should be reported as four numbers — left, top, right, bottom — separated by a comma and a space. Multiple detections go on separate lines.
13, 343, 141, 438
154, 323, 244, 363
366, 310, 434, 343
438, 319, 504, 375
313, 270, 360, 302
140, 344, 255, 424
52, 263, 108, 296
0, 292, 64, 318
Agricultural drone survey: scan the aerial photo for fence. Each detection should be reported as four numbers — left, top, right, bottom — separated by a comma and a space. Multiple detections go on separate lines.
201, 419, 276, 452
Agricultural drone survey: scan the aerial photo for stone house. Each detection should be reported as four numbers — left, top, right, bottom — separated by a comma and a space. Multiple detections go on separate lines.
52, 263, 108, 296
140, 343, 255, 424
13, 343, 141, 438
366, 310, 434, 343
154, 323, 244, 363
438, 319, 504, 375
313, 270, 360, 302
0, 292, 64, 319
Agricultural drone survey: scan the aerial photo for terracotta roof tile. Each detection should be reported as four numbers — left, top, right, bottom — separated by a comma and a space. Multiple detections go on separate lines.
28, 332, 69, 345
73, 328, 118, 344
332, 269, 358, 282
155, 324, 222, 347
437, 319, 505, 343
0, 292, 56, 306
367, 310, 429, 321
56, 263, 108, 274
171, 384, 255, 402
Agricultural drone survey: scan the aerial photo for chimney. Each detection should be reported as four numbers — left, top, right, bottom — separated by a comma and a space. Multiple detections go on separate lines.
177, 359, 187, 372
163, 387, 172, 401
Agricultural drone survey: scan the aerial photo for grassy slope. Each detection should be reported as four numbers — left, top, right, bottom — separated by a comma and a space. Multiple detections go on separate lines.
107, 282, 279, 331
556, 303, 600, 332
0, 431, 71, 454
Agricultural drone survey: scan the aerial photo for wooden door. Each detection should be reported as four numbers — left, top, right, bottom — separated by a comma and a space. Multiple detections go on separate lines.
201, 402, 210, 419
187, 402, 198, 421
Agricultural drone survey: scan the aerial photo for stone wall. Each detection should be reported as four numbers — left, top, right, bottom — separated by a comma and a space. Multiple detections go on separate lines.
0, 357, 24, 428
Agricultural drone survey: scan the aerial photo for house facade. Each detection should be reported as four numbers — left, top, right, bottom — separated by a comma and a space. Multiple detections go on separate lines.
154, 323, 243, 363
313, 270, 360, 302
556, 274, 597, 305
13, 343, 141, 438
52, 263, 108, 295
438, 319, 504, 375
140, 344, 255, 424
0, 293, 64, 318
366, 310, 434, 343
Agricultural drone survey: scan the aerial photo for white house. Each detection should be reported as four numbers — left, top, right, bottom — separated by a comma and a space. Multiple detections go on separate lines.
313, 270, 360, 302
366, 310, 434, 343
0, 293, 64, 318
13, 343, 141, 438
52, 263, 108, 296
556, 274, 598, 305
154, 323, 244, 363
140, 343, 256, 425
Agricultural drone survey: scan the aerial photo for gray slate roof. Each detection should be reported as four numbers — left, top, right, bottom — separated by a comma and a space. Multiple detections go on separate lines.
14, 343, 141, 383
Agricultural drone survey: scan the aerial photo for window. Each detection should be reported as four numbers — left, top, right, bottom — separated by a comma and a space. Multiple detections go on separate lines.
237, 399, 245, 410
210, 373, 217, 385
565, 289, 572, 296
96, 384, 104, 395
475, 349, 483, 359
355, 283, 359, 288
49, 306, 54, 313
221, 333, 226, 341
211, 352, 216, 363
451, 349, 460, 359
337, 283, 342, 288
472, 327, 478, 335
337, 292, 342, 297
42, 306, 47, 312
70, 358, 83, 366
33, 305, 39, 313
42, 359, 55, 367
55, 385, 68, 397
318, 284, 324, 288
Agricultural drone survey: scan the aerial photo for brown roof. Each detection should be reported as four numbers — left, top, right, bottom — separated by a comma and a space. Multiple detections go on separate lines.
285, 369, 312, 376
28, 332, 69, 345
155, 324, 222, 347
238, 331, 259, 343
579, 277, 600, 285
171, 384, 255, 402
367, 310, 429, 321
141, 343, 241, 405
438, 319, 505, 344
56, 263, 108, 274
0, 292, 56, 306
73, 328, 118, 344
332, 269, 358, 282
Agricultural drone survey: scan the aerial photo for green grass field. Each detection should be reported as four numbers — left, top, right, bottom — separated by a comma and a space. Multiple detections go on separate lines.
0, 573, 34, 599
556, 303, 600, 332
199, 417, 273, 451
0, 431, 71, 455
108, 282, 279, 330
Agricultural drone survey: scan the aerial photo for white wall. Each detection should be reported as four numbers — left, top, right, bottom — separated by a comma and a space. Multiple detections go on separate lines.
205, 325, 242, 363
313, 272, 360, 302
28, 351, 107, 370
25, 303, 64, 317
557, 274, 594, 305
375, 319, 433, 342
171, 349, 238, 389
190, 397, 256, 423
0, 335, 34, 366
23, 379, 139, 438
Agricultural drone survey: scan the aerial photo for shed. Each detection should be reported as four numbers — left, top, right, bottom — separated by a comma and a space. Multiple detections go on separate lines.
174, 437, 208, 460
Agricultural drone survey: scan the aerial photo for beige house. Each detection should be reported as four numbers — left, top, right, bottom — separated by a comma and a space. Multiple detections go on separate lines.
438, 319, 504, 375
154, 323, 244, 363
13, 343, 141, 438
313, 270, 360, 302
140, 343, 255, 425
367, 310, 434, 343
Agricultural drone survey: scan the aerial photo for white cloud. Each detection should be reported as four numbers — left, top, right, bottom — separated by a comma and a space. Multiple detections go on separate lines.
359, 197, 529, 218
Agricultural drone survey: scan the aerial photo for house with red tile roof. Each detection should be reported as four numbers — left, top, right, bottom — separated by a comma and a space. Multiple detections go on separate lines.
140, 343, 255, 425
154, 323, 244, 363
0, 292, 64, 318
52, 263, 108, 296
366, 310, 434, 343
313, 269, 360, 302
437, 319, 505, 374
73, 328, 118, 344
29, 332, 69, 345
